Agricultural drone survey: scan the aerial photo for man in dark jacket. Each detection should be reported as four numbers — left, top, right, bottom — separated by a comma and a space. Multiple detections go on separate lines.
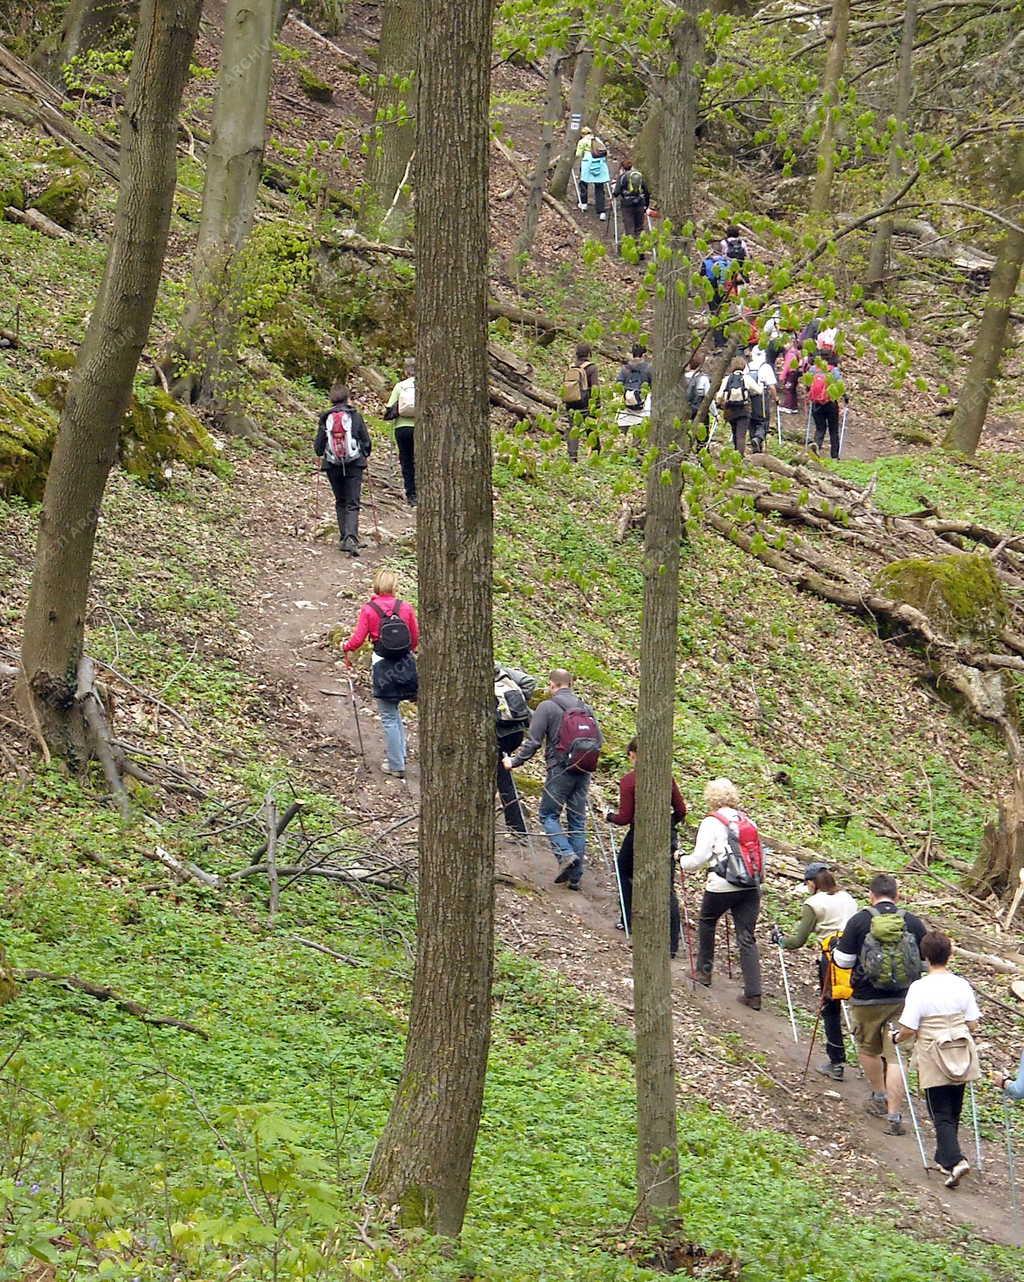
616, 344, 653, 411
833, 873, 927, 1136
613, 156, 650, 246
314, 383, 372, 556
494, 661, 537, 843
503, 668, 600, 890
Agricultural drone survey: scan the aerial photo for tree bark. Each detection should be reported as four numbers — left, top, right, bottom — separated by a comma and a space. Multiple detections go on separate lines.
865, 0, 917, 289
365, 0, 496, 1240
943, 136, 1024, 456
17, 0, 203, 756
632, 3, 702, 1227
809, 0, 850, 218
634, 94, 664, 198
361, 0, 417, 241
548, 41, 590, 201
969, 770, 1024, 902
172, 0, 277, 405
508, 47, 563, 268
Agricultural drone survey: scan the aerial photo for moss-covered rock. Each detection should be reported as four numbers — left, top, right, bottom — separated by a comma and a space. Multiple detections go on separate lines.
261, 306, 347, 391
875, 554, 1008, 644
0, 179, 26, 211
297, 63, 333, 102
0, 388, 58, 501
40, 347, 78, 371
34, 167, 89, 229
120, 389, 218, 487
33, 373, 68, 411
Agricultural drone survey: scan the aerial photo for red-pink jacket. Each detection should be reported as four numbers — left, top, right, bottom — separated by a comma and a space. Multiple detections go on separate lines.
343, 594, 420, 654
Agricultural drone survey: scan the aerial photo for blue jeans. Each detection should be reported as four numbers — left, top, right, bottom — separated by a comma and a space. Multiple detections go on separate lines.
375, 698, 406, 770
539, 767, 590, 879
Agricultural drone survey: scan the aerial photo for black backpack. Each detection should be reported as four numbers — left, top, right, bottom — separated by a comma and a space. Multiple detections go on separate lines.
622, 169, 645, 203
686, 374, 704, 416
371, 601, 412, 659
725, 236, 747, 262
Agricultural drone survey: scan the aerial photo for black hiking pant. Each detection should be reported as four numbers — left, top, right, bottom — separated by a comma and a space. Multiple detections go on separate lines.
622, 201, 646, 240
818, 952, 847, 1065
812, 401, 840, 458
324, 462, 364, 543
496, 728, 527, 835
697, 887, 762, 997
395, 425, 416, 502
925, 1083, 966, 1171
580, 181, 606, 215
727, 412, 751, 456
615, 828, 681, 958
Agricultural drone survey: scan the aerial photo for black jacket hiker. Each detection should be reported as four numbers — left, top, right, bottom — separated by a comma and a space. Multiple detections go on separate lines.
613, 168, 650, 241
315, 400, 372, 555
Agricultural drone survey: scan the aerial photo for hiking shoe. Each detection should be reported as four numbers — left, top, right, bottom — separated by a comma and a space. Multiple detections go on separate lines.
694, 973, 711, 988
737, 995, 762, 1011
554, 856, 581, 885
865, 1094, 888, 1118
342, 536, 360, 557
816, 1062, 844, 1082
381, 762, 405, 779
945, 1159, 970, 1188
578, 202, 588, 212
567, 881, 582, 892
884, 1115, 906, 1136
406, 496, 417, 508
598, 212, 607, 221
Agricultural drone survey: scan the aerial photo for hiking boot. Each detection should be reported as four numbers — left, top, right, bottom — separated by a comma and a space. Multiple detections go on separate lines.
884, 1115, 906, 1136
381, 762, 405, 779
598, 212, 607, 221
737, 994, 762, 1011
342, 535, 360, 557
815, 1062, 844, 1082
694, 973, 711, 988
406, 496, 417, 508
864, 1094, 888, 1118
567, 881, 582, 892
554, 856, 581, 885
944, 1159, 970, 1188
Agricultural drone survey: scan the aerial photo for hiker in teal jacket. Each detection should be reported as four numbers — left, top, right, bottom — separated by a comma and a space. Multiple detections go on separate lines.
576, 126, 610, 220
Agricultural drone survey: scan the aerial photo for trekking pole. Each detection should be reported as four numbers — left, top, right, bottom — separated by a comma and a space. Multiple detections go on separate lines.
804, 402, 813, 448
892, 1029, 930, 1173
344, 662, 368, 770
571, 168, 582, 208
776, 401, 783, 445
678, 869, 697, 985
590, 802, 629, 938
510, 775, 536, 858
969, 1081, 983, 1172
838, 405, 849, 458
314, 464, 322, 522
1005, 1098, 1019, 1214
364, 470, 382, 542
801, 1004, 823, 1084
776, 936, 800, 1044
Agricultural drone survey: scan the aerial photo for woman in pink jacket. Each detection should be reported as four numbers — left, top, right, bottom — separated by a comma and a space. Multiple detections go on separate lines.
343, 568, 419, 778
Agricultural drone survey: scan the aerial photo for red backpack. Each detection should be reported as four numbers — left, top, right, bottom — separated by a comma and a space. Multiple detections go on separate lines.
554, 703, 603, 774
324, 408, 361, 466
711, 809, 764, 888
809, 371, 832, 405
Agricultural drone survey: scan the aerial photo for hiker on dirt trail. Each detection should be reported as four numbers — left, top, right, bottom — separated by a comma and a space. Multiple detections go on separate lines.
494, 662, 537, 845
685, 351, 712, 423
604, 737, 687, 954
562, 341, 600, 462
612, 155, 650, 246
720, 225, 750, 286
342, 567, 419, 780
833, 873, 927, 1136
894, 930, 981, 1188
807, 354, 846, 459
747, 349, 778, 454
383, 356, 417, 507
315, 383, 373, 558
715, 355, 761, 456
503, 669, 603, 892
616, 343, 653, 412
702, 251, 731, 346
678, 778, 765, 1010
994, 1050, 1024, 1100
779, 336, 802, 413
576, 126, 610, 220
774, 863, 858, 1081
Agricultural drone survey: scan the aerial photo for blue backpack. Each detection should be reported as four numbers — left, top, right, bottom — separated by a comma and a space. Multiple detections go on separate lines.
703, 254, 729, 286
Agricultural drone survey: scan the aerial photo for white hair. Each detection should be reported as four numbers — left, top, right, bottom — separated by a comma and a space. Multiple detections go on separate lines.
704, 777, 740, 811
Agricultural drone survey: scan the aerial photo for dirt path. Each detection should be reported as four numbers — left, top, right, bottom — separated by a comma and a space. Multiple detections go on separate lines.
246, 445, 1023, 1257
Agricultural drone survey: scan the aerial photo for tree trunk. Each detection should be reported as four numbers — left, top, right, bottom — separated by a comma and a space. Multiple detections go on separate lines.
632, 3, 702, 1227
56, 0, 138, 71
809, 0, 850, 218
548, 42, 590, 201
365, 0, 496, 1240
508, 48, 563, 269
968, 770, 1024, 903
172, 0, 277, 406
17, 0, 203, 756
634, 94, 663, 198
865, 0, 917, 290
361, 0, 417, 241
943, 136, 1024, 456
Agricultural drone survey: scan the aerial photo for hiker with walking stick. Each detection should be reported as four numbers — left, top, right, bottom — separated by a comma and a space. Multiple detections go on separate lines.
895, 930, 982, 1188
314, 383, 372, 557
494, 661, 537, 845
678, 778, 765, 1010
603, 737, 686, 954
994, 1051, 1023, 1212
833, 873, 927, 1137
773, 863, 858, 1080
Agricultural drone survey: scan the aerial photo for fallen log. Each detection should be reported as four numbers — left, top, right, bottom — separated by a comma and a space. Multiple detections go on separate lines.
892, 217, 995, 274
20, 970, 209, 1039
4, 204, 73, 240
491, 132, 583, 240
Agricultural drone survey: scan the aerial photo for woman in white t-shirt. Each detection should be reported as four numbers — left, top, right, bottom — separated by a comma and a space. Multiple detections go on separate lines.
895, 931, 981, 1188
777, 863, 858, 1081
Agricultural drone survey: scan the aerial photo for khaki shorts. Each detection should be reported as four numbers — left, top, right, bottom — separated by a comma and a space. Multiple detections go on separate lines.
850, 1001, 904, 1057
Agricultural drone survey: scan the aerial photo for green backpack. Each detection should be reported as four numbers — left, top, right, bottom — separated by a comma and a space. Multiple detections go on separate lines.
858, 908, 923, 992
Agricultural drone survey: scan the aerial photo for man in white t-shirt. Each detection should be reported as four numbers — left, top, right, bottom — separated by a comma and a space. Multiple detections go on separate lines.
747, 349, 778, 452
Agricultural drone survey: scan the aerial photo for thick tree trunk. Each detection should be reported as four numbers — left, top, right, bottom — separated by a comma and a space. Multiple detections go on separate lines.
172, 0, 277, 406
968, 770, 1024, 904
632, 4, 702, 1227
548, 42, 590, 201
361, 0, 417, 241
809, 0, 850, 218
943, 137, 1024, 456
17, 0, 203, 756
508, 48, 563, 268
865, 0, 917, 290
57, 0, 138, 70
365, 0, 496, 1240
634, 94, 664, 198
